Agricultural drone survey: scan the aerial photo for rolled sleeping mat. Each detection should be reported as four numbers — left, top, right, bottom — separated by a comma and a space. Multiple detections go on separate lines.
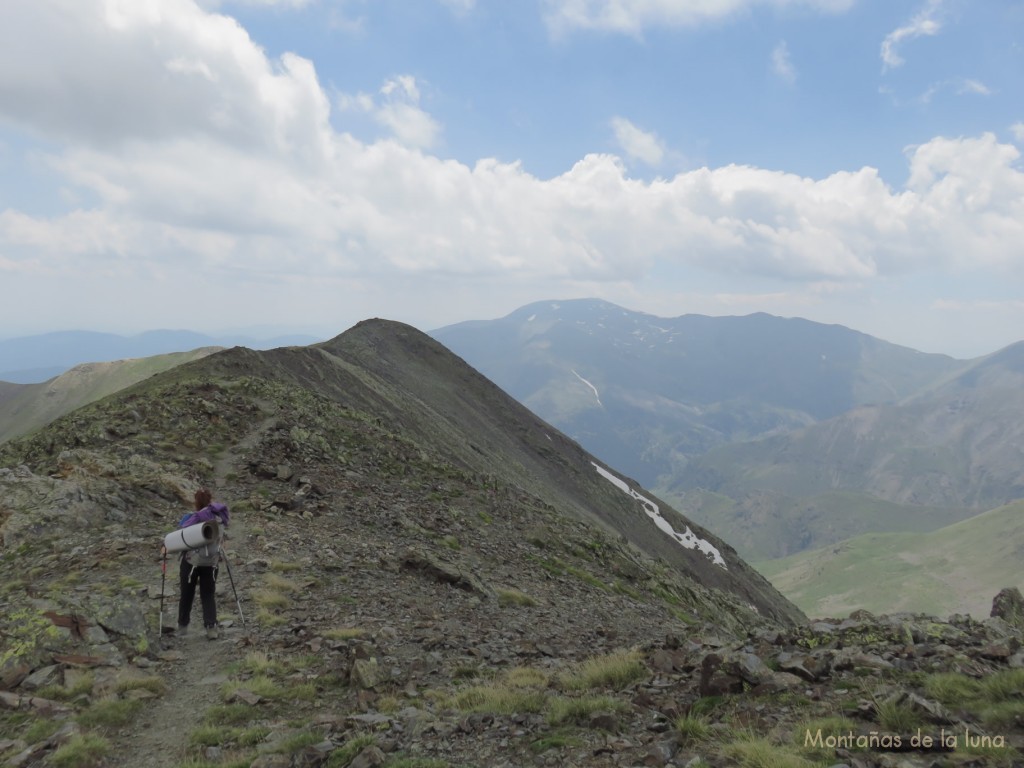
163, 519, 220, 554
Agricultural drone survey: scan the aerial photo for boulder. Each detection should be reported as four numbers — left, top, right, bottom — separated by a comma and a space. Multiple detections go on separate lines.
990, 587, 1024, 631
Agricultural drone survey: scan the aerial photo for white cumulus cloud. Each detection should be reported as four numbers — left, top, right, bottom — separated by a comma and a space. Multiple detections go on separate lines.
881, 0, 943, 70
0, 0, 1022, 336
610, 117, 665, 167
339, 75, 442, 149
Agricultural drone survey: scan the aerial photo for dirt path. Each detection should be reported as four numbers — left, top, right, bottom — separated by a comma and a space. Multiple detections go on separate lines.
116, 627, 237, 768
211, 409, 279, 491
109, 416, 266, 767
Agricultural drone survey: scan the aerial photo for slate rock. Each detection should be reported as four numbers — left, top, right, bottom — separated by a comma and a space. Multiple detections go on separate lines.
350, 657, 381, 689
990, 587, 1024, 631
348, 745, 387, 768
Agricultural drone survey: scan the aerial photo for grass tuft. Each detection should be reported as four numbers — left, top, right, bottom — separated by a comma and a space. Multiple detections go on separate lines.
205, 703, 259, 726
452, 684, 547, 715
559, 649, 647, 691
546, 694, 625, 726
50, 734, 110, 767
874, 697, 921, 733
497, 588, 538, 607
326, 734, 377, 767
76, 698, 137, 729
253, 589, 289, 609
323, 627, 367, 641
676, 713, 711, 743
263, 574, 301, 592
980, 669, 1024, 703
722, 734, 818, 768
923, 672, 983, 704
115, 675, 167, 695
255, 608, 287, 627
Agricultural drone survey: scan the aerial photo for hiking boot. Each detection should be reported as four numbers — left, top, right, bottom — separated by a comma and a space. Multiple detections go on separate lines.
205, 625, 219, 641
177, 625, 188, 637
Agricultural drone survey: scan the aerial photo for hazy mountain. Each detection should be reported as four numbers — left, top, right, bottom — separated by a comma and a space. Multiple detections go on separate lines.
669, 340, 1024, 559
0, 329, 321, 383
432, 299, 962, 487
0, 348, 221, 444
758, 499, 1024, 619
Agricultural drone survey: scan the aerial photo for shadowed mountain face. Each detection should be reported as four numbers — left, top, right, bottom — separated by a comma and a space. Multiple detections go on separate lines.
432, 299, 961, 488
670, 341, 1024, 559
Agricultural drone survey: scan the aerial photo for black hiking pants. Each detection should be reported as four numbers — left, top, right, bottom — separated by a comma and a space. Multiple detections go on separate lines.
178, 558, 218, 628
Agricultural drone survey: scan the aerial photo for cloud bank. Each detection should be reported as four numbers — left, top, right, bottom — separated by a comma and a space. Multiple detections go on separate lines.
0, 0, 1022, 343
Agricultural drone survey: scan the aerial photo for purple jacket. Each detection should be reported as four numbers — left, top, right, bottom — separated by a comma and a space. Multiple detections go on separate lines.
179, 502, 230, 530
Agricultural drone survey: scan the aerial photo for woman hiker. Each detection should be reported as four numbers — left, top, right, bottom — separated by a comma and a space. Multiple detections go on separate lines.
175, 488, 230, 640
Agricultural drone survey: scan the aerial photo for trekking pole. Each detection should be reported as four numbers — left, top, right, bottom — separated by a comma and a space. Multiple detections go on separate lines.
159, 546, 167, 639
220, 550, 246, 628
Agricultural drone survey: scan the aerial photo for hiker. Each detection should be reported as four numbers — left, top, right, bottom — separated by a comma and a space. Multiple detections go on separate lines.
176, 488, 230, 640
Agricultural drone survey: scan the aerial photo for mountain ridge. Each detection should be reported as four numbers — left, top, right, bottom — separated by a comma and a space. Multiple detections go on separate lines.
3, 319, 1024, 767
0, 329, 322, 383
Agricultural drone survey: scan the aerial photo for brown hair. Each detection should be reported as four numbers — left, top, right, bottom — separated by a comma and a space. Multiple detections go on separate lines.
194, 488, 213, 511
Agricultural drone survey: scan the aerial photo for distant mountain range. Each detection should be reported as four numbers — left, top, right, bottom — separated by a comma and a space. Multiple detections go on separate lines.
0, 330, 321, 383
433, 298, 1024, 570
433, 299, 963, 489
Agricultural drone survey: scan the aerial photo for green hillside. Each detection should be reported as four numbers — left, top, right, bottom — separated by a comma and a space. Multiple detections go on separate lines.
757, 500, 1024, 618
0, 347, 221, 443
660, 486, 971, 561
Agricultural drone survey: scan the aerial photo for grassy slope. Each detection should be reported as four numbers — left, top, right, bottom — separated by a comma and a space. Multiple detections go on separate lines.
756, 499, 1024, 618
0, 348, 221, 444
659, 485, 973, 561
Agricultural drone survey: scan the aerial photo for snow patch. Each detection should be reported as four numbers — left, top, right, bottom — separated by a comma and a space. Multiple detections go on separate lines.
527, 314, 537, 322
592, 463, 727, 569
572, 370, 602, 406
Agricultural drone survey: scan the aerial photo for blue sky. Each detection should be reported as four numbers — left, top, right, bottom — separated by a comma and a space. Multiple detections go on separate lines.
1, 0, 1022, 357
